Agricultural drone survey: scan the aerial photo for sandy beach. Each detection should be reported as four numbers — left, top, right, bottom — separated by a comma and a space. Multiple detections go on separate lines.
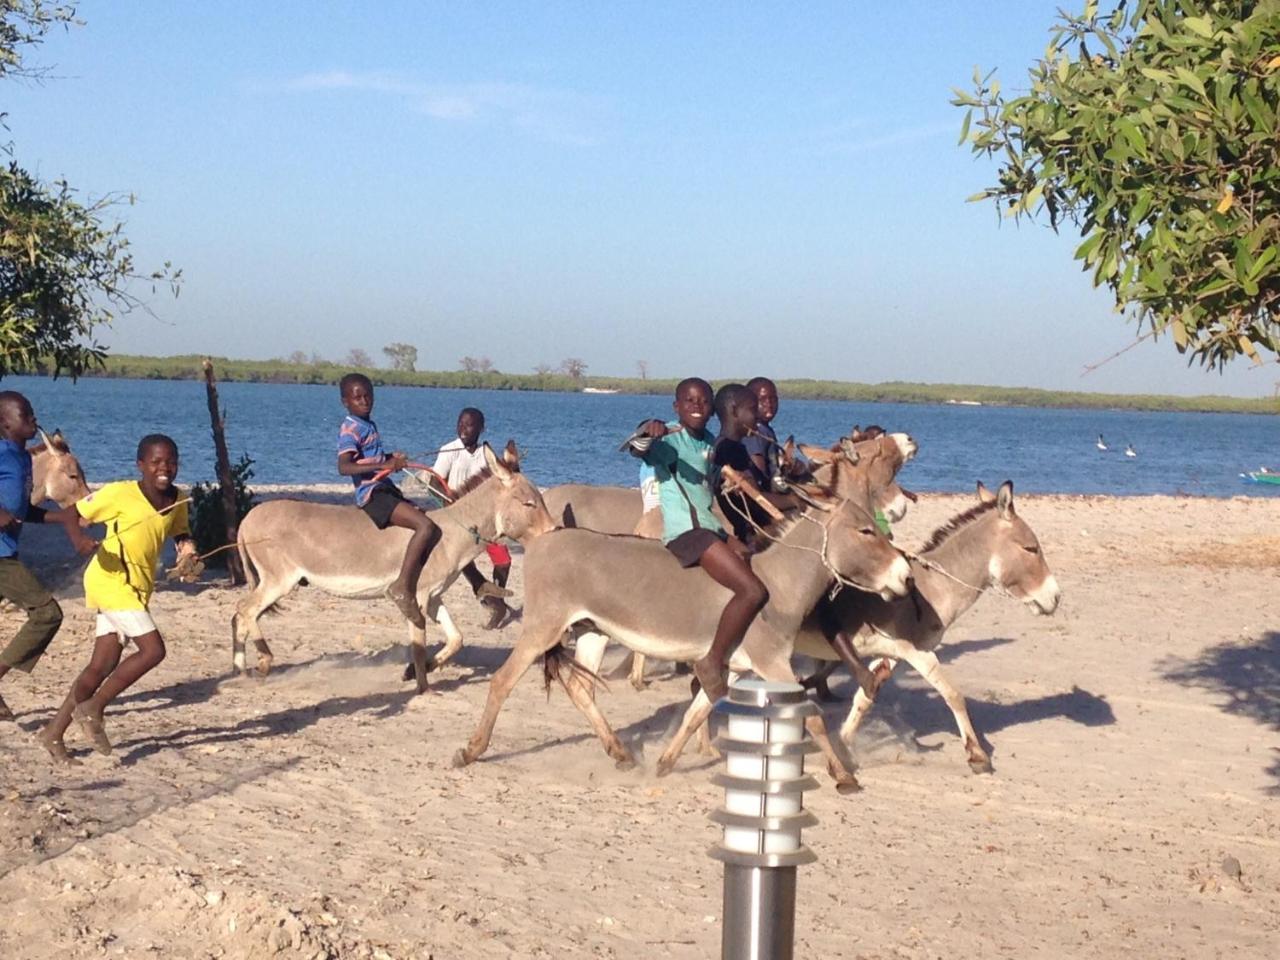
1, 487, 1277, 959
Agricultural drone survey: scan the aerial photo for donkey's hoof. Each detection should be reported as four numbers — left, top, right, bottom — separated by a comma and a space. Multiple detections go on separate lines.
655, 758, 676, 778
969, 756, 994, 775
835, 777, 863, 795
451, 748, 473, 768
254, 657, 273, 677
629, 680, 650, 692
615, 755, 637, 771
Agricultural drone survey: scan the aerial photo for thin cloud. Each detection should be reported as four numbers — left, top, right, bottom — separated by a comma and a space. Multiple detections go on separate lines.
281, 71, 607, 146
810, 120, 956, 156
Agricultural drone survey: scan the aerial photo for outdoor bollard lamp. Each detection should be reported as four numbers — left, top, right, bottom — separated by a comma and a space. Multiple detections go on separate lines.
709, 679, 819, 960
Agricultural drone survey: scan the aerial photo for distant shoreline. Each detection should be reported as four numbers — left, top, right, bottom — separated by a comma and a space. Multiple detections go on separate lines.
21, 353, 1280, 416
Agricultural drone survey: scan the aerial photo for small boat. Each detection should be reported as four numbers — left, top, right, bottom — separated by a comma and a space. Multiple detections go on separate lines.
1096, 434, 1108, 451
1125, 445, 1137, 458
1241, 469, 1280, 486
581, 387, 620, 395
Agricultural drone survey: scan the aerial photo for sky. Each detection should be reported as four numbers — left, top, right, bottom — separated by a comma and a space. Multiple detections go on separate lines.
5, 1, 1275, 398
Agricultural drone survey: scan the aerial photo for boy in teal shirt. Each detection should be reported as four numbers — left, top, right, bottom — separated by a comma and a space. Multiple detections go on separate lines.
627, 377, 768, 701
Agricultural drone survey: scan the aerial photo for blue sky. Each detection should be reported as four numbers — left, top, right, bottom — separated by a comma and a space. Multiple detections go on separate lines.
6, 1, 1274, 397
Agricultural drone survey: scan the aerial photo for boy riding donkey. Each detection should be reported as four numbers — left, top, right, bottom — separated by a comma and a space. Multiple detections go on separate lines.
336, 374, 440, 627
626, 378, 788, 701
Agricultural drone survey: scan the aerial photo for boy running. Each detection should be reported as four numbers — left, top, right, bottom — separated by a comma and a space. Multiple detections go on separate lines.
432, 407, 511, 629
627, 377, 768, 701
337, 373, 439, 627
37, 434, 195, 761
0, 392, 96, 722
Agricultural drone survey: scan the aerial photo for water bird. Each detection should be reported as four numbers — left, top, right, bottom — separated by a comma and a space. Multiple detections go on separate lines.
1096, 434, 1108, 451
1125, 444, 1137, 458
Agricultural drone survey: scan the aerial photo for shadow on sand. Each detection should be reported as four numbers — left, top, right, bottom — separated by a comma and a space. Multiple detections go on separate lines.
1161, 630, 1280, 795
828, 673, 1115, 764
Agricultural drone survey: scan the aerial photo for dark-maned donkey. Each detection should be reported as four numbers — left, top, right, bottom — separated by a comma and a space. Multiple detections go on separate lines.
454, 491, 913, 792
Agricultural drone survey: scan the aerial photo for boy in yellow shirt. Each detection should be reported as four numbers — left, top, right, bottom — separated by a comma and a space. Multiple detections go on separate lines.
37, 434, 196, 762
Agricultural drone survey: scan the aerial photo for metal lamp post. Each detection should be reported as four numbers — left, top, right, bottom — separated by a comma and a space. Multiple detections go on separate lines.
709, 679, 820, 960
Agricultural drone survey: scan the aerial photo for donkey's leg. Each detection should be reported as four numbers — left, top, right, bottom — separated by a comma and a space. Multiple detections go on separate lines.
454, 619, 564, 767
894, 646, 991, 773
232, 574, 297, 676
560, 631, 636, 768
628, 652, 649, 691
838, 657, 896, 747
426, 600, 464, 672
655, 688, 716, 777
750, 647, 861, 794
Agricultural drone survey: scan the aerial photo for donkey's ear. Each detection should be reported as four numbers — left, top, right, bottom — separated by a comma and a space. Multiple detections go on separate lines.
483, 442, 514, 485
51, 429, 69, 451
838, 437, 860, 465
976, 481, 995, 504
778, 435, 796, 469
996, 480, 1015, 518
37, 428, 54, 450
798, 443, 835, 465
502, 439, 520, 469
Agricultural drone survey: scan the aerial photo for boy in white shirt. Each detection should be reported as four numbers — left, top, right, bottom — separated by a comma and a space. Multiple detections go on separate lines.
433, 408, 510, 628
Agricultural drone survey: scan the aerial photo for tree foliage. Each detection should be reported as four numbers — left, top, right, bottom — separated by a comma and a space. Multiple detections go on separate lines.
560, 357, 588, 380
956, 0, 1280, 368
382, 341, 417, 371
0, 1, 180, 379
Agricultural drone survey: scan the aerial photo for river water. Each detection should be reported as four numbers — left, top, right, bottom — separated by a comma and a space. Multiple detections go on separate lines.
9, 376, 1279, 498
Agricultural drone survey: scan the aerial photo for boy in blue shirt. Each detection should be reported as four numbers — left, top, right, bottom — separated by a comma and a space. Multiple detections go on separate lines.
336, 374, 439, 627
0, 391, 97, 723
627, 377, 768, 701
743, 376, 781, 487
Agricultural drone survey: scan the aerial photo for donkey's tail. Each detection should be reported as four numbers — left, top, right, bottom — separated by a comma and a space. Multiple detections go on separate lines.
236, 526, 259, 592
543, 640, 608, 698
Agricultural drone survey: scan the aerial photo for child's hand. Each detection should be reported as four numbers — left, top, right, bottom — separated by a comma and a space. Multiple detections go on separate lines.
640, 419, 668, 439
73, 535, 99, 557
0, 508, 16, 532
387, 451, 409, 471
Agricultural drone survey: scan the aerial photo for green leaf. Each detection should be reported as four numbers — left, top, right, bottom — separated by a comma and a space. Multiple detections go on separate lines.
1174, 66, 1206, 99
1247, 247, 1277, 281
1139, 67, 1174, 83
1074, 231, 1104, 263
1182, 16, 1213, 39
1113, 117, 1148, 156
958, 110, 972, 145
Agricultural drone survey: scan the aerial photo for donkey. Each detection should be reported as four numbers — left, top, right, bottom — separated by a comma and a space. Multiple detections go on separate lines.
543, 431, 919, 691
31, 430, 90, 508
233, 443, 556, 692
791, 481, 1062, 774
454, 495, 913, 791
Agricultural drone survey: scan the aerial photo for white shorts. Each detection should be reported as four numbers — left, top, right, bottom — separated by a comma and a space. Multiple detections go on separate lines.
95, 610, 158, 641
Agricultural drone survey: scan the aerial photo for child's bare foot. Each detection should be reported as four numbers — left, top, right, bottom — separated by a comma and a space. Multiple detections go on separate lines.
386, 585, 426, 628
476, 582, 512, 601
0, 693, 14, 722
692, 655, 729, 702
35, 730, 81, 766
481, 596, 509, 630
72, 703, 112, 755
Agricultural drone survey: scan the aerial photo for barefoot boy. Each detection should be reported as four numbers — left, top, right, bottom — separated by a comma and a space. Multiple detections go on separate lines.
0, 392, 96, 722
37, 434, 195, 761
432, 407, 511, 629
337, 373, 438, 627
627, 377, 769, 701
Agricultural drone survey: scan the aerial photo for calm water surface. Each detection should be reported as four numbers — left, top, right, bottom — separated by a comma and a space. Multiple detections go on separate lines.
10, 376, 1280, 498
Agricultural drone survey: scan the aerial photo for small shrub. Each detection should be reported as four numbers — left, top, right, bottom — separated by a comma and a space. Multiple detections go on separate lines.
190, 454, 257, 566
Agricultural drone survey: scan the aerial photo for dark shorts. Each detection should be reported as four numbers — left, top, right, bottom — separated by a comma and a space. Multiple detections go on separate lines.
360, 484, 408, 529
666, 528, 728, 568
